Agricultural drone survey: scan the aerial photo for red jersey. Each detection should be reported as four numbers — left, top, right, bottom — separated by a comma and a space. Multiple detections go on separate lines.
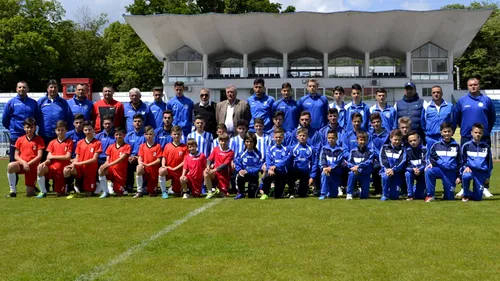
76, 138, 102, 163
47, 138, 73, 170
162, 142, 188, 168
208, 147, 234, 174
138, 142, 162, 165
106, 142, 131, 173
93, 99, 125, 133
183, 152, 206, 183
15, 135, 45, 162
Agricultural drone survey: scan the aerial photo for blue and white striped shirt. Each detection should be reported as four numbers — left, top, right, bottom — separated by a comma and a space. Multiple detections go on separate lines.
256, 133, 272, 161
230, 135, 245, 156
212, 138, 220, 151
187, 131, 213, 159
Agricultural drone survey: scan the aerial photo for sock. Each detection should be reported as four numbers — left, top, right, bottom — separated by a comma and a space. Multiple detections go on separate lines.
159, 176, 166, 192
205, 177, 212, 190
136, 175, 144, 193
99, 176, 108, 194
37, 176, 47, 193
8, 173, 17, 193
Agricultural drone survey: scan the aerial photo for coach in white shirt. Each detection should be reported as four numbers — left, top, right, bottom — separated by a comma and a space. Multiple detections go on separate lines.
215, 85, 250, 136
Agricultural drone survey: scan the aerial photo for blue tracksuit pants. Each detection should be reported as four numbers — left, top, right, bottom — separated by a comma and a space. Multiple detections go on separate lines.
347, 170, 371, 199
381, 172, 404, 200
405, 170, 426, 199
462, 169, 489, 201
320, 169, 342, 198
425, 167, 456, 200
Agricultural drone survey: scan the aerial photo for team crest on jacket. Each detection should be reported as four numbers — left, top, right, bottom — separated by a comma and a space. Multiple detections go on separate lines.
33, 145, 36, 150
153, 152, 157, 156
385, 112, 391, 118
450, 147, 456, 152
478, 102, 484, 107
184, 104, 189, 109
90, 148, 94, 153
179, 151, 183, 156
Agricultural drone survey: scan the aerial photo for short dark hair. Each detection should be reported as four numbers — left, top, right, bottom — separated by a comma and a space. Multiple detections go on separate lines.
23, 117, 36, 126
440, 122, 453, 131
133, 114, 144, 121
281, 82, 292, 89
297, 127, 308, 136
253, 78, 265, 86
83, 120, 94, 128
472, 123, 484, 131
153, 86, 163, 92
328, 108, 339, 115
356, 131, 368, 140
236, 119, 249, 128
171, 125, 182, 134
163, 110, 173, 116
254, 118, 264, 126
144, 125, 154, 134
187, 138, 198, 147
216, 124, 227, 131
56, 120, 68, 129
390, 129, 403, 139
274, 128, 285, 135
243, 132, 257, 148
408, 131, 420, 138
194, 115, 205, 122
47, 79, 58, 87
219, 133, 230, 141
370, 112, 381, 122
334, 86, 344, 93
351, 112, 363, 122
102, 115, 113, 122
300, 111, 311, 118
327, 130, 338, 139
273, 110, 285, 119
74, 113, 85, 121
173, 81, 185, 88
376, 88, 387, 94
351, 84, 362, 91
115, 126, 125, 134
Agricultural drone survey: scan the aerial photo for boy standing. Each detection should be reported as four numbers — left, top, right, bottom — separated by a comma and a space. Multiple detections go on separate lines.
405, 131, 427, 200
212, 124, 227, 150
346, 131, 373, 200
6, 118, 44, 197
187, 115, 213, 162
98, 127, 131, 197
134, 126, 162, 198
329, 86, 347, 129
319, 130, 344, 199
461, 123, 493, 201
124, 114, 145, 193
261, 128, 290, 200
318, 108, 343, 146
96, 115, 115, 167
63, 121, 102, 198
344, 84, 370, 132
369, 88, 397, 131
159, 126, 188, 197
424, 122, 461, 202
36, 121, 73, 197
289, 128, 318, 198
379, 129, 406, 201
181, 139, 207, 198
205, 133, 234, 198
398, 117, 412, 147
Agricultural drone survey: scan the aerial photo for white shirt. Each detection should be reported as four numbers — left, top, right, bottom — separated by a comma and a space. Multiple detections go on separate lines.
225, 102, 235, 134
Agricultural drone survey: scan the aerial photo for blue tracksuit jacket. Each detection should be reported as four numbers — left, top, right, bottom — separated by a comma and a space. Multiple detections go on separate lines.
370, 130, 390, 157
67, 96, 93, 121
428, 138, 461, 176
248, 93, 274, 132
234, 150, 263, 176
288, 125, 321, 149
266, 144, 291, 173
124, 101, 153, 133
166, 95, 194, 135
461, 140, 493, 177
341, 130, 372, 160
319, 144, 344, 170
298, 93, 329, 130
379, 144, 406, 173
290, 142, 318, 178
149, 100, 167, 129
125, 130, 145, 156
96, 130, 115, 161
318, 123, 344, 146
329, 101, 347, 129
406, 145, 427, 173
272, 98, 299, 132
37, 94, 74, 138
370, 104, 397, 131
347, 146, 374, 174
66, 129, 85, 157
456, 92, 496, 137
344, 101, 371, 132
421, 99, 456, 138
2, 95, 38, 140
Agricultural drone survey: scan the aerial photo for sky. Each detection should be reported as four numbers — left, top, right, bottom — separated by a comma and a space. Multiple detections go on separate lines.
59, 0, 476, 24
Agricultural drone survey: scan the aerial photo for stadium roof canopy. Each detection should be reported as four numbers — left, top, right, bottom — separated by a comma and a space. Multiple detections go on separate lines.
124, 10, 493, 61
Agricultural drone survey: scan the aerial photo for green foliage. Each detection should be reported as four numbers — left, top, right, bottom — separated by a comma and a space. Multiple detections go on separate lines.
444, 1, 500, 89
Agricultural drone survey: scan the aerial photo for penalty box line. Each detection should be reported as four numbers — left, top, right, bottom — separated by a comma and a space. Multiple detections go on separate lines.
76, 199, 223, 281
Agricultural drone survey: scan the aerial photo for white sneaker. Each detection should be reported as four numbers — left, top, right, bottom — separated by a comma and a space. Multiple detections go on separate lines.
168, 187, 175, 195
455, 189, 464, 198
123, 190, 129, 196
338, 187, 344, 196
483, 188, 493, 198
289, 195, 295, 199
182, 193, 191, 199
346, 194, 353, 200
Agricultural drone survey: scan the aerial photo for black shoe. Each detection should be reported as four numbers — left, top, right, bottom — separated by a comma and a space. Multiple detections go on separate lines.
5, 192, 16, 198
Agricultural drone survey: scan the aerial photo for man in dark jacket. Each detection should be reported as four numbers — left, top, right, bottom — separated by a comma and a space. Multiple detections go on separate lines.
395, 82, 425, 142
193, 88, 217, 137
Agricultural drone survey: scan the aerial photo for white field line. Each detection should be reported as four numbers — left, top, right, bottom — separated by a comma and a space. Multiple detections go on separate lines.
76, 199, 223, 281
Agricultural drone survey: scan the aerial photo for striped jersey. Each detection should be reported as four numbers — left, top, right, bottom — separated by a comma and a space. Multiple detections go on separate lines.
212, 137, 220, 151
255, 133, 272, 161
187, 130, 213, 159
230, 135, 245, 156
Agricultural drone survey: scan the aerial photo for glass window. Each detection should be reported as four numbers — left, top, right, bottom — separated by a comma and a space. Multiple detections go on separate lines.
429, 44, 439, 58
431, 59, 447, 73
294, 88, 306, 100
422, 88, 432, 97
186, 62, 202, 76
412, 43, 448, 58
412, 60, 429, 73
168, 62, 185, 76
168, 46, 203, 61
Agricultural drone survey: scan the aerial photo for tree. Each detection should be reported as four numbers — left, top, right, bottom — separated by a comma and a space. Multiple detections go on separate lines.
443, 1, 500, 89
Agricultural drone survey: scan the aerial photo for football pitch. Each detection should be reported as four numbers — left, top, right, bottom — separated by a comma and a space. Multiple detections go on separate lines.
1, 160, 500, 281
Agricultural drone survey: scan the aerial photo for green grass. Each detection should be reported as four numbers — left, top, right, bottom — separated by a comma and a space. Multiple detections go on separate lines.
1, 160, 500, 281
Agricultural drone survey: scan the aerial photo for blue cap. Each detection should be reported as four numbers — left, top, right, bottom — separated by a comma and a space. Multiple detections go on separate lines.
404, 82, 416, 89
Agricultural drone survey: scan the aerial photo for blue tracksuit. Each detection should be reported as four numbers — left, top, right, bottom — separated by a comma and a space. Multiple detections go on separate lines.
2, 95, 38, 140
329, 101, 347, 129
422, 100, 456, 151
425, 138, 460, 199
341, 130, 372, 160
344, 101, 371, 132
273, 98, 299, 132
166, 95, 194, 136
461, 140, 493, 200
379, 144, 406, 199
405, 145, 427, 199
298, 93, 329, 130
370, 130, 390, 157
149, 100, 167, 129
67, 96, 93, 121
248, 93, 274, 132
37, 94, 74, 139
319, 144, 344, 198
370, 104, 397, 131
290, 143, 318, 178
318, 123, 344, 146
154, 126, 185, 149
288, 125, 321, 149
66, 129, 85, 158
234, 150, 263, 176
124, 130, 145, 156
347, 145, 374, 198
268, 128, 291, 147
96, 130, 115, 162
266, 144, 291, 174
124, 101, 153, 133
456, 92, 496, 138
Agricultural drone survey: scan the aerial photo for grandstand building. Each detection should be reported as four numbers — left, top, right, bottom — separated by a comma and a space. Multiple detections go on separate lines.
124, 10, 492, 104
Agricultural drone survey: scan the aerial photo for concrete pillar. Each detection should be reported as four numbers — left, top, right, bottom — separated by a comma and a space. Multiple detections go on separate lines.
323, 53, 328, 78
364, 52, 370, 77
406, 51, 412, 78
203, 54, 208, 79
162, 58, 169, 101
282, 53, 288, 79
243, 54, 248, 78
448, 52, 454, 82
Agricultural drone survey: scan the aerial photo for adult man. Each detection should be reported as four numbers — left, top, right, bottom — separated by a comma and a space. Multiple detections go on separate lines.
369, 88, 397, 132
272, 82, 298, 132
421, 85, 455, 151
155, 110, 186, 148
248, 78, 274, 132
395, 82, 425, 141
149, 87, 166, 129
67, 83, 93, 121
124, 88, 153, 133
2, 81, 38, 162
455, 77, 496, 198
92, 85, 125, 133
215, 85, 250, 136
298, 79, 329, 131
167, 81, 194, 137
37, 79, 74, 146
193, 88, 217, 136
